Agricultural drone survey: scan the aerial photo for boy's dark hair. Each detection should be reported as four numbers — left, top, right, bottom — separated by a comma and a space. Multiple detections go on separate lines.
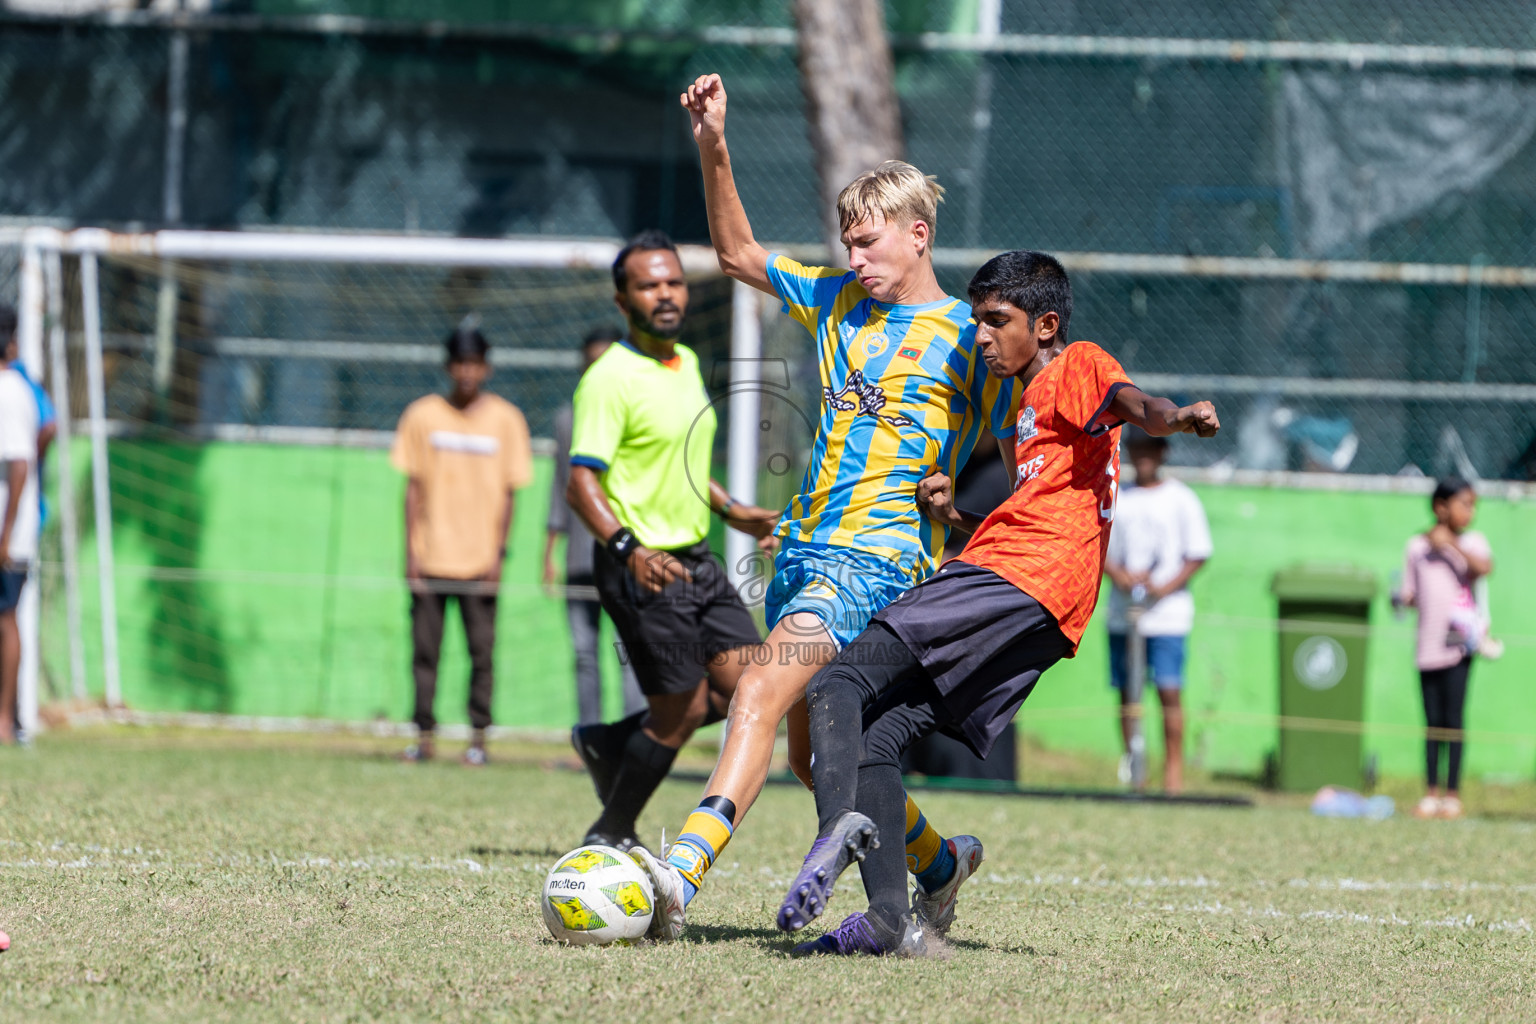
0, 303, 16, 342
582, 324, 624, 348
444, 325, 490, 363
1431, 475, 1474, 506
613, 229, 680, 292
967, 250, 1072, 339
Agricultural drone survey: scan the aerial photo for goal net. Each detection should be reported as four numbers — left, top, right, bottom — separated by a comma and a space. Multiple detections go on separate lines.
14, 229, 789, 736
8, 228, 1535, 770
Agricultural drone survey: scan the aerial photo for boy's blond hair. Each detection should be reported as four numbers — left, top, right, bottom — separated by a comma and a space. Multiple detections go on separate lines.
836, 160, 945, 240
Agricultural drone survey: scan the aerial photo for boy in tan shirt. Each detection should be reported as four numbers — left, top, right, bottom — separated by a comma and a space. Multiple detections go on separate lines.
391, 326, 533, 764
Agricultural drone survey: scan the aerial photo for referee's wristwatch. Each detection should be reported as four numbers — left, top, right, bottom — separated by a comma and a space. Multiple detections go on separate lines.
606, 526, 640, 563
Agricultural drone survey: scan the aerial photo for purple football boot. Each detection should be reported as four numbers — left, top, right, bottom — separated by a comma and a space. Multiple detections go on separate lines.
792, 912, 928, 957
776, 811, 878, 933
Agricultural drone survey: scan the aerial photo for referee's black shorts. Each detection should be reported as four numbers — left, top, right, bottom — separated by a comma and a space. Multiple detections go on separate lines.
593, 540, 762, 696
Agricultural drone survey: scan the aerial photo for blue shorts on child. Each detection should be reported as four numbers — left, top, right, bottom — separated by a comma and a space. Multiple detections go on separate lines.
1108, 632, 1187, 691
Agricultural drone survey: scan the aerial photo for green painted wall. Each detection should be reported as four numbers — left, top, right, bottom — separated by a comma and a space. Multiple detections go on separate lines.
1033, 486, 1536, 783
43, 441, 1536, 780
46, 442, 630, 730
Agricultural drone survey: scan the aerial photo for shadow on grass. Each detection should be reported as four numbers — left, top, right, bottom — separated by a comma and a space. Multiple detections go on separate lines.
679, 928, 1051, 957
944, 938, 1047, 956
1208, 769, 1268, 790
687, 922, 797, 951
468, 846, 566, 858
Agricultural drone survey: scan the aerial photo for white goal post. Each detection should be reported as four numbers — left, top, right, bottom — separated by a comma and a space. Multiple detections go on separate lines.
11, 226, 1533, 733
13, 227, 771, 734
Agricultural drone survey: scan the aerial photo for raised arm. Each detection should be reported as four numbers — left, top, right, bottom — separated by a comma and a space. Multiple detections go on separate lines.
1109, 386, 1220, 438
681, 74, 774, 294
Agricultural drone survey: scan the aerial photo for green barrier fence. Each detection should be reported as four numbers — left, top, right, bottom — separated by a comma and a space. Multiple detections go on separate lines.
39, 439, 1536, 781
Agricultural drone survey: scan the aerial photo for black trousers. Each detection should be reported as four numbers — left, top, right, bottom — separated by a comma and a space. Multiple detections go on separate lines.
1420, 655, 1473, 791
411, 580, 497, 733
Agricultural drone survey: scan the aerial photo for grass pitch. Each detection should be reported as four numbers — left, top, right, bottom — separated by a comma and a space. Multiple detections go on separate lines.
1, 728, 1534, 1023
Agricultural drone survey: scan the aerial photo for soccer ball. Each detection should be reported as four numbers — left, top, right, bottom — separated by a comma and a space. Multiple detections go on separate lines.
541, 845, 655, 946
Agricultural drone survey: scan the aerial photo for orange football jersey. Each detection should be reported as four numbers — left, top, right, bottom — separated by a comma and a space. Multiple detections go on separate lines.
958, 342, 1134, 652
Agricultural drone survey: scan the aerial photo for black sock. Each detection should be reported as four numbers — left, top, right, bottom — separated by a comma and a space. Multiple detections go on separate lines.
808, 665, 867, 835
699, 794, 737, 821
589, 729, 679, 840
604, 710, 647, 752
855, 763, 912, 934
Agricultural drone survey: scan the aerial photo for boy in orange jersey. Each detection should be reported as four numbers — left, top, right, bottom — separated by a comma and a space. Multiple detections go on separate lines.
778, 251, 1220, 956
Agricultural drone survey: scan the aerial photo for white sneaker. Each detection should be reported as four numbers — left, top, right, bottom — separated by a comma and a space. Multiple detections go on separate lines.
911, 835, 985, 938
1412, 795, 1442, 819
628, 844, 687, 942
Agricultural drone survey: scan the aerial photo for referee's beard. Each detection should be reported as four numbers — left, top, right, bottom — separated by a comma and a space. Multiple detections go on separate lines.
627, 302, 685, 340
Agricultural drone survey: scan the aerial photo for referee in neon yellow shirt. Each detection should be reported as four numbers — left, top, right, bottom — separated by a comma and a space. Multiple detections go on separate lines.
567, 229, 779, 852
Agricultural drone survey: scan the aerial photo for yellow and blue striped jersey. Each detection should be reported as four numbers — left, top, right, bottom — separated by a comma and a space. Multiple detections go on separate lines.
766, 253, 1021, 581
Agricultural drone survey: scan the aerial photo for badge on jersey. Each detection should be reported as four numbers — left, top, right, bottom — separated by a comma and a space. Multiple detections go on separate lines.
1018, 406, 1038, 440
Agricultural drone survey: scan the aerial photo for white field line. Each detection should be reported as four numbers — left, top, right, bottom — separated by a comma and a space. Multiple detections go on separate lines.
0, 851, 527, 876
1146, 901, 1531, 933
0, 838, 542, 875
9, 839, 1533, 898
3, 843, 1532, 933
980, 872, 1536, 894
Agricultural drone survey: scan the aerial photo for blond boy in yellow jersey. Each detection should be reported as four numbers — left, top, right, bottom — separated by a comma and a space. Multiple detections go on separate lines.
617, 74, 1020, 943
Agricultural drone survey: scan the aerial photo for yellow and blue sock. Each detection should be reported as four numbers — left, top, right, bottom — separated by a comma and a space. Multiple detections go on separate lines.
666, 795, 736, 906
905, 793, 956, 893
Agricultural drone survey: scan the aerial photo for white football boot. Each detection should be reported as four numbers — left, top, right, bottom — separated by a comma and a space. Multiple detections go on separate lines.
911, 835, 985, 938
628, 843, 687, 942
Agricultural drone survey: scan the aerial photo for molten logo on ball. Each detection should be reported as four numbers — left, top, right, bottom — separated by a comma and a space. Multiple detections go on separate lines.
541, 845, 655, 946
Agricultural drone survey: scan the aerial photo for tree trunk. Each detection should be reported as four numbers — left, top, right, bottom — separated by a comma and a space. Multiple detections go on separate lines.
793, 0, 904, 260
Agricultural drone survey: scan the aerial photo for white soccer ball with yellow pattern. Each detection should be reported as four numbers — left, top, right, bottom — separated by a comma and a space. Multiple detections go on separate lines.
541, 845, 655, 946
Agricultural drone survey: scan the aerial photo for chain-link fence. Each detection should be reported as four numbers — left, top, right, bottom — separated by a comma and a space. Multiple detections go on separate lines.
13, 237, 741, 721
2, 5, 1534, 771
82, 255, 734, 438
4, 4, 1535, 478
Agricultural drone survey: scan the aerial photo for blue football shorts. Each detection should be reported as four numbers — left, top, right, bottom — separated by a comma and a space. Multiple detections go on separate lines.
764, 542, 920, 650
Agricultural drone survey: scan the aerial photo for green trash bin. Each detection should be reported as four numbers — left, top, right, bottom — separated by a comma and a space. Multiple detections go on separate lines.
1271, 564, 1377, 793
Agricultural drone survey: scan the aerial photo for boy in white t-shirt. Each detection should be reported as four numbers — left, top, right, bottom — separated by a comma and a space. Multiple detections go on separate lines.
1103, 427, 1212, 793
0, 353, 40, 745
